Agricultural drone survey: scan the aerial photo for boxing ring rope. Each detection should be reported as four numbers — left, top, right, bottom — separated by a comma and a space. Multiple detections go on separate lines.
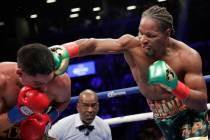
70, 75, 210, 125
105, 104, 210, 125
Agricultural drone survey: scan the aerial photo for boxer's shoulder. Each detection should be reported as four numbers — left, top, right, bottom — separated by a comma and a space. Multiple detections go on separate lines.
0, 74, 8, 99
117, 34, 139, 47
0, 74, 7, 87
49, 73, 70, 88
46, 74, 70, 102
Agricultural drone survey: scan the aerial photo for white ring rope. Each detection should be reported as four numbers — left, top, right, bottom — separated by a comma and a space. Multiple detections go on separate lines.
104, 103, 210, 125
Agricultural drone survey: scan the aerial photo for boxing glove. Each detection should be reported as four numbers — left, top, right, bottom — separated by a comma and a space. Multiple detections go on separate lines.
148, 60, 190, 100
8, 86, 50, 124
20, 113, 51, 140
49, 42, 79, 75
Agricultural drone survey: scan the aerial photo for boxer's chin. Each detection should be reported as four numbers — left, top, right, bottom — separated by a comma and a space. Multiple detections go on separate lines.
145, 50, 154, 57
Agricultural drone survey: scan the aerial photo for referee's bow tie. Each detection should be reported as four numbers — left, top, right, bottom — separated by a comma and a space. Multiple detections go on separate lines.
78, 125, 94, 131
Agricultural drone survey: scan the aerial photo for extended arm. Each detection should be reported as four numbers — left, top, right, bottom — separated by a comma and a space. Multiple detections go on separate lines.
49, 34, 139, 75
66, 34, 139, 57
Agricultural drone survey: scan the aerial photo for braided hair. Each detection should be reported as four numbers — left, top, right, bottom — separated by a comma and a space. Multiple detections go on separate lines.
142, 5, 175, 34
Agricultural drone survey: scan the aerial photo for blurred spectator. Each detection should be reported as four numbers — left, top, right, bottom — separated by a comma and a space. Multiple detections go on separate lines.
135, 120, 164, 140
90, 76, 106, 91
121, 73, 136, 87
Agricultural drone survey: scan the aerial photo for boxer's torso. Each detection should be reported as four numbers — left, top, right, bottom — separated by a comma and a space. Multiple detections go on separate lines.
124, 38, 193, 101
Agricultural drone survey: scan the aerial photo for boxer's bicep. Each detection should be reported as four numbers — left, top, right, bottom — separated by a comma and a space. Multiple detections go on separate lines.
74, 34, 138, 55
76, 38, 123, 55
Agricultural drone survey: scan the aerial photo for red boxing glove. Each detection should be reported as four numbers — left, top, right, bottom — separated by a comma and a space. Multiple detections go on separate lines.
18, 86, 50, 116
20, 113, 51, 140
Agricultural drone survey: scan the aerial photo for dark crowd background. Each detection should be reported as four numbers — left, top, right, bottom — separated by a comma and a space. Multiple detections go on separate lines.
0, 0, 210, 139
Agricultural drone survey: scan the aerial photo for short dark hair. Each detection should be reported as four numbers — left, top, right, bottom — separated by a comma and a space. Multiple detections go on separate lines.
17, 43, 55, 76
142, 5, 174, 34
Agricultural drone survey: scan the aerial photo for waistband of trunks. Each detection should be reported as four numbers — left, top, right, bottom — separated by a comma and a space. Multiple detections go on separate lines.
147, 96, 187, 119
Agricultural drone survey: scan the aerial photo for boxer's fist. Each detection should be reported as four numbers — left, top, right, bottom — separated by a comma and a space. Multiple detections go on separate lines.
8, 86, 50, 124
148, 60, 190, 100
148, 60, 178, 91
20, 113, 51, 140
49, 45, 70, 75
49, 42, 79, 75
18, 86, 50, 116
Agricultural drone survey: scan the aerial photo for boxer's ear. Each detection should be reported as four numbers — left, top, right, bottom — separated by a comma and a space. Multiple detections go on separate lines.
16, 68, 23, 76
165, 28, 171, 36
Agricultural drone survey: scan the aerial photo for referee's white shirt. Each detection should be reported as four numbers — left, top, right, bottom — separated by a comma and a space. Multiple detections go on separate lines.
48, 113, 112, 140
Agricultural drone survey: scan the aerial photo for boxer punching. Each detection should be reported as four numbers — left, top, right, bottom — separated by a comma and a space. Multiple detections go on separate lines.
52, 5, 208, 140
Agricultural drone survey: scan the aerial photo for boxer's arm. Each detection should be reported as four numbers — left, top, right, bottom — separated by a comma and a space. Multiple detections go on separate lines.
53, 74, 71, 113
49, 35, 139, 75
0, 113, 14, 132
181, 51, 207, 110
63, 34, 139, 57
46, 100, 70, 123
0, 81, 15, 132
148, 60, 190, 99
0, 101, 14, 132
47, 74, 71, 122
51, 99, 70, 113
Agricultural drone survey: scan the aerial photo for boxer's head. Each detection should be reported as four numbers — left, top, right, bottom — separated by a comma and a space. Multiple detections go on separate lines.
16, 43, 55, 88
138, 5, 174, 57
77, 89, 99, 125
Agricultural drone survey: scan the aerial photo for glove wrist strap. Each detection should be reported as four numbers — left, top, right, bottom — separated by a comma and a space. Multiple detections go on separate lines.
63, 42, 79, 58
172, 81, 190, 100
8, 105, 26, 124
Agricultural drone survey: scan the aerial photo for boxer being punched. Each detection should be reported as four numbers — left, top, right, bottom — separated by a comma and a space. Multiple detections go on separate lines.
51, 5, 208, 140
0, 43, 71, 139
